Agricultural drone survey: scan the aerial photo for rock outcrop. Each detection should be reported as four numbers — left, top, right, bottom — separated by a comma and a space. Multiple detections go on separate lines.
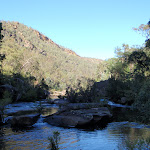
11, 113, 40, 128
45, 107, 112, 128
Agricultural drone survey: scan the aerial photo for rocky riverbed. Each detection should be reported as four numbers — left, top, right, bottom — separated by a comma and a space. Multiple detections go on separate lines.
0, 99, 150, 150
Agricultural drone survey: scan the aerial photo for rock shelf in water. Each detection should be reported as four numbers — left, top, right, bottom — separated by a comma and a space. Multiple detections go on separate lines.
45, 104, 112, 128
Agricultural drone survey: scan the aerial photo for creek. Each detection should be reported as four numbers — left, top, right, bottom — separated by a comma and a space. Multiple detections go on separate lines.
0, 100, 150, 150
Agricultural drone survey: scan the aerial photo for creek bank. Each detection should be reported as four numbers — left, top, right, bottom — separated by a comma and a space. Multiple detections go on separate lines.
1, 100, 58, 128
48, 98, 69, 105
45, 99, 134, 129
2, 99, 132, 129
45, 103, 112, 128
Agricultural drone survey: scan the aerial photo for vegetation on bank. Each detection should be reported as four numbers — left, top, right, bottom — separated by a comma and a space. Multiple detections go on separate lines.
48, 131, 60, 150
65, 21, 150, 123
105, 21, 150, 121
0, 21, 108, 104
0, 23, 49, 102
65, 78, 99, 103
1, 20, 150, 124
0, 21, 105, 91
0, 21, 108, 123
118, 136, 150, 150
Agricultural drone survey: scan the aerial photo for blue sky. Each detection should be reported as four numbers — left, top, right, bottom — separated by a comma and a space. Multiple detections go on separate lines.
1, 0, 150, 60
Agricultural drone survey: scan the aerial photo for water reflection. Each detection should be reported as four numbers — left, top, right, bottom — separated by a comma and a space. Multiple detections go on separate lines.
108, 122, 150, 150
42, 107, 58, 116
1, 120, 150, 149
2, 100, 150, 149
0, 127, 6, 150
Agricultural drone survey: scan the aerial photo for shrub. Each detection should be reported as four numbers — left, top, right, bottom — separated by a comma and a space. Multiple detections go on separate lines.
21, 88, 38, 101
132, 80, 150, 122
118, 136, 150, 150
65, 79, 98, 103
48, 131, 60, 150
0, 91, 12, 123
106, 78, 128, 102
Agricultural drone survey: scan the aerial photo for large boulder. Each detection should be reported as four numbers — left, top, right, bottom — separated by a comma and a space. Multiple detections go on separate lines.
11, 113, 40, 128
45, 107, 112, 128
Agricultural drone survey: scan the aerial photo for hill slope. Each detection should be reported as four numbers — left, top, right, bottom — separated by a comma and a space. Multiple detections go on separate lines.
1, 21, 103, 90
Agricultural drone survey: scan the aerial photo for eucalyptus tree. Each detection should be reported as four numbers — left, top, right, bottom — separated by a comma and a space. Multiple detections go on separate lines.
133, 20, 150, 48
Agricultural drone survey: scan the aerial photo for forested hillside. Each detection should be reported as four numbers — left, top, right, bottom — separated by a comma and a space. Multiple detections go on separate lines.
0, 21, 104, 91
1, 20, 150, 123
103, 21, 150, 122
64, 20, 150, 123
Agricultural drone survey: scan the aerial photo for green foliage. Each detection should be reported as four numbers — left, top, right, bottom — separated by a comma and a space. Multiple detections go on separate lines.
0, 73, 49, 103
66, 78, 98, 103
48, 131, 60, 150
96, 61, 109, 81
119, 136, 150, 150
0, 22, 3, 45
128, 51, 150, 75
106, 49, 150, 104
21, 88, 38, 101
133, 21, 150, 38
145, 39, 150, 48
0, 22, 13, 121
0, 22, 5, 75
133, 20, 150, 48
0, 91, 12, 108
103, 21, 150, 123
106, 78, 130, 103
0, 91, 12, 123
131, 80, 150, 122
1, 21, 102, 91
0, 21, 104, 104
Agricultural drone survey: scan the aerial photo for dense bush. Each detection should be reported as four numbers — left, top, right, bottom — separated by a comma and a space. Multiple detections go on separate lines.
1, 21, 102, 91
106, 78, 127, 102
0, 74, 49, 102
0, 21, 103, 106
65, 78, 98, 103
48, 131, 60, 150
132, 80, 150, 120
118, 136, 150, 150
103, 21, 150, 123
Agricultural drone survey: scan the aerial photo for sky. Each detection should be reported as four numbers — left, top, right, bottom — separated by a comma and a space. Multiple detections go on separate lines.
0, 0, 150, 60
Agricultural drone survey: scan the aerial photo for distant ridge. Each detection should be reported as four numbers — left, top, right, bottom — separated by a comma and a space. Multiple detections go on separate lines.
1, 21, 103, 89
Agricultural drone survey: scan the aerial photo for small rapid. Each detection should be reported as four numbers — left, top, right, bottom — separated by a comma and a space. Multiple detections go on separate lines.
100, 99, 131, 108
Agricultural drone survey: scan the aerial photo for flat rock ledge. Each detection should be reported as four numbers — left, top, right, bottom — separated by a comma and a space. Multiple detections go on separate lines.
11, 113, 40, 128
45, 106, 112, 128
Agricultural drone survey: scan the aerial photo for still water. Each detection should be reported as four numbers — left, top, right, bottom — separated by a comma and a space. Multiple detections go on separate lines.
0, 101, 150, 150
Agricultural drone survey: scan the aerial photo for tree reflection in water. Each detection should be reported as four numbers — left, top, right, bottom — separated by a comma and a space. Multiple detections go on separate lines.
0, 127, 6, 150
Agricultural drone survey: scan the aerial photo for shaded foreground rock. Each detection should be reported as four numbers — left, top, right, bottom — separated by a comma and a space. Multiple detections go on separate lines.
11, 113, 40, 127
0, 113, 3, 126
45, 107, 112, 128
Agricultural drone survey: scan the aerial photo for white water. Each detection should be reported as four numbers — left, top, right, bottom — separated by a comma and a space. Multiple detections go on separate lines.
100, 99, 131, 108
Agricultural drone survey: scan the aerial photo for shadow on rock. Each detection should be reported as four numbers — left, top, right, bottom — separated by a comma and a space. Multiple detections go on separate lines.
44, 107, 112, 129
11, 113, 40, 128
